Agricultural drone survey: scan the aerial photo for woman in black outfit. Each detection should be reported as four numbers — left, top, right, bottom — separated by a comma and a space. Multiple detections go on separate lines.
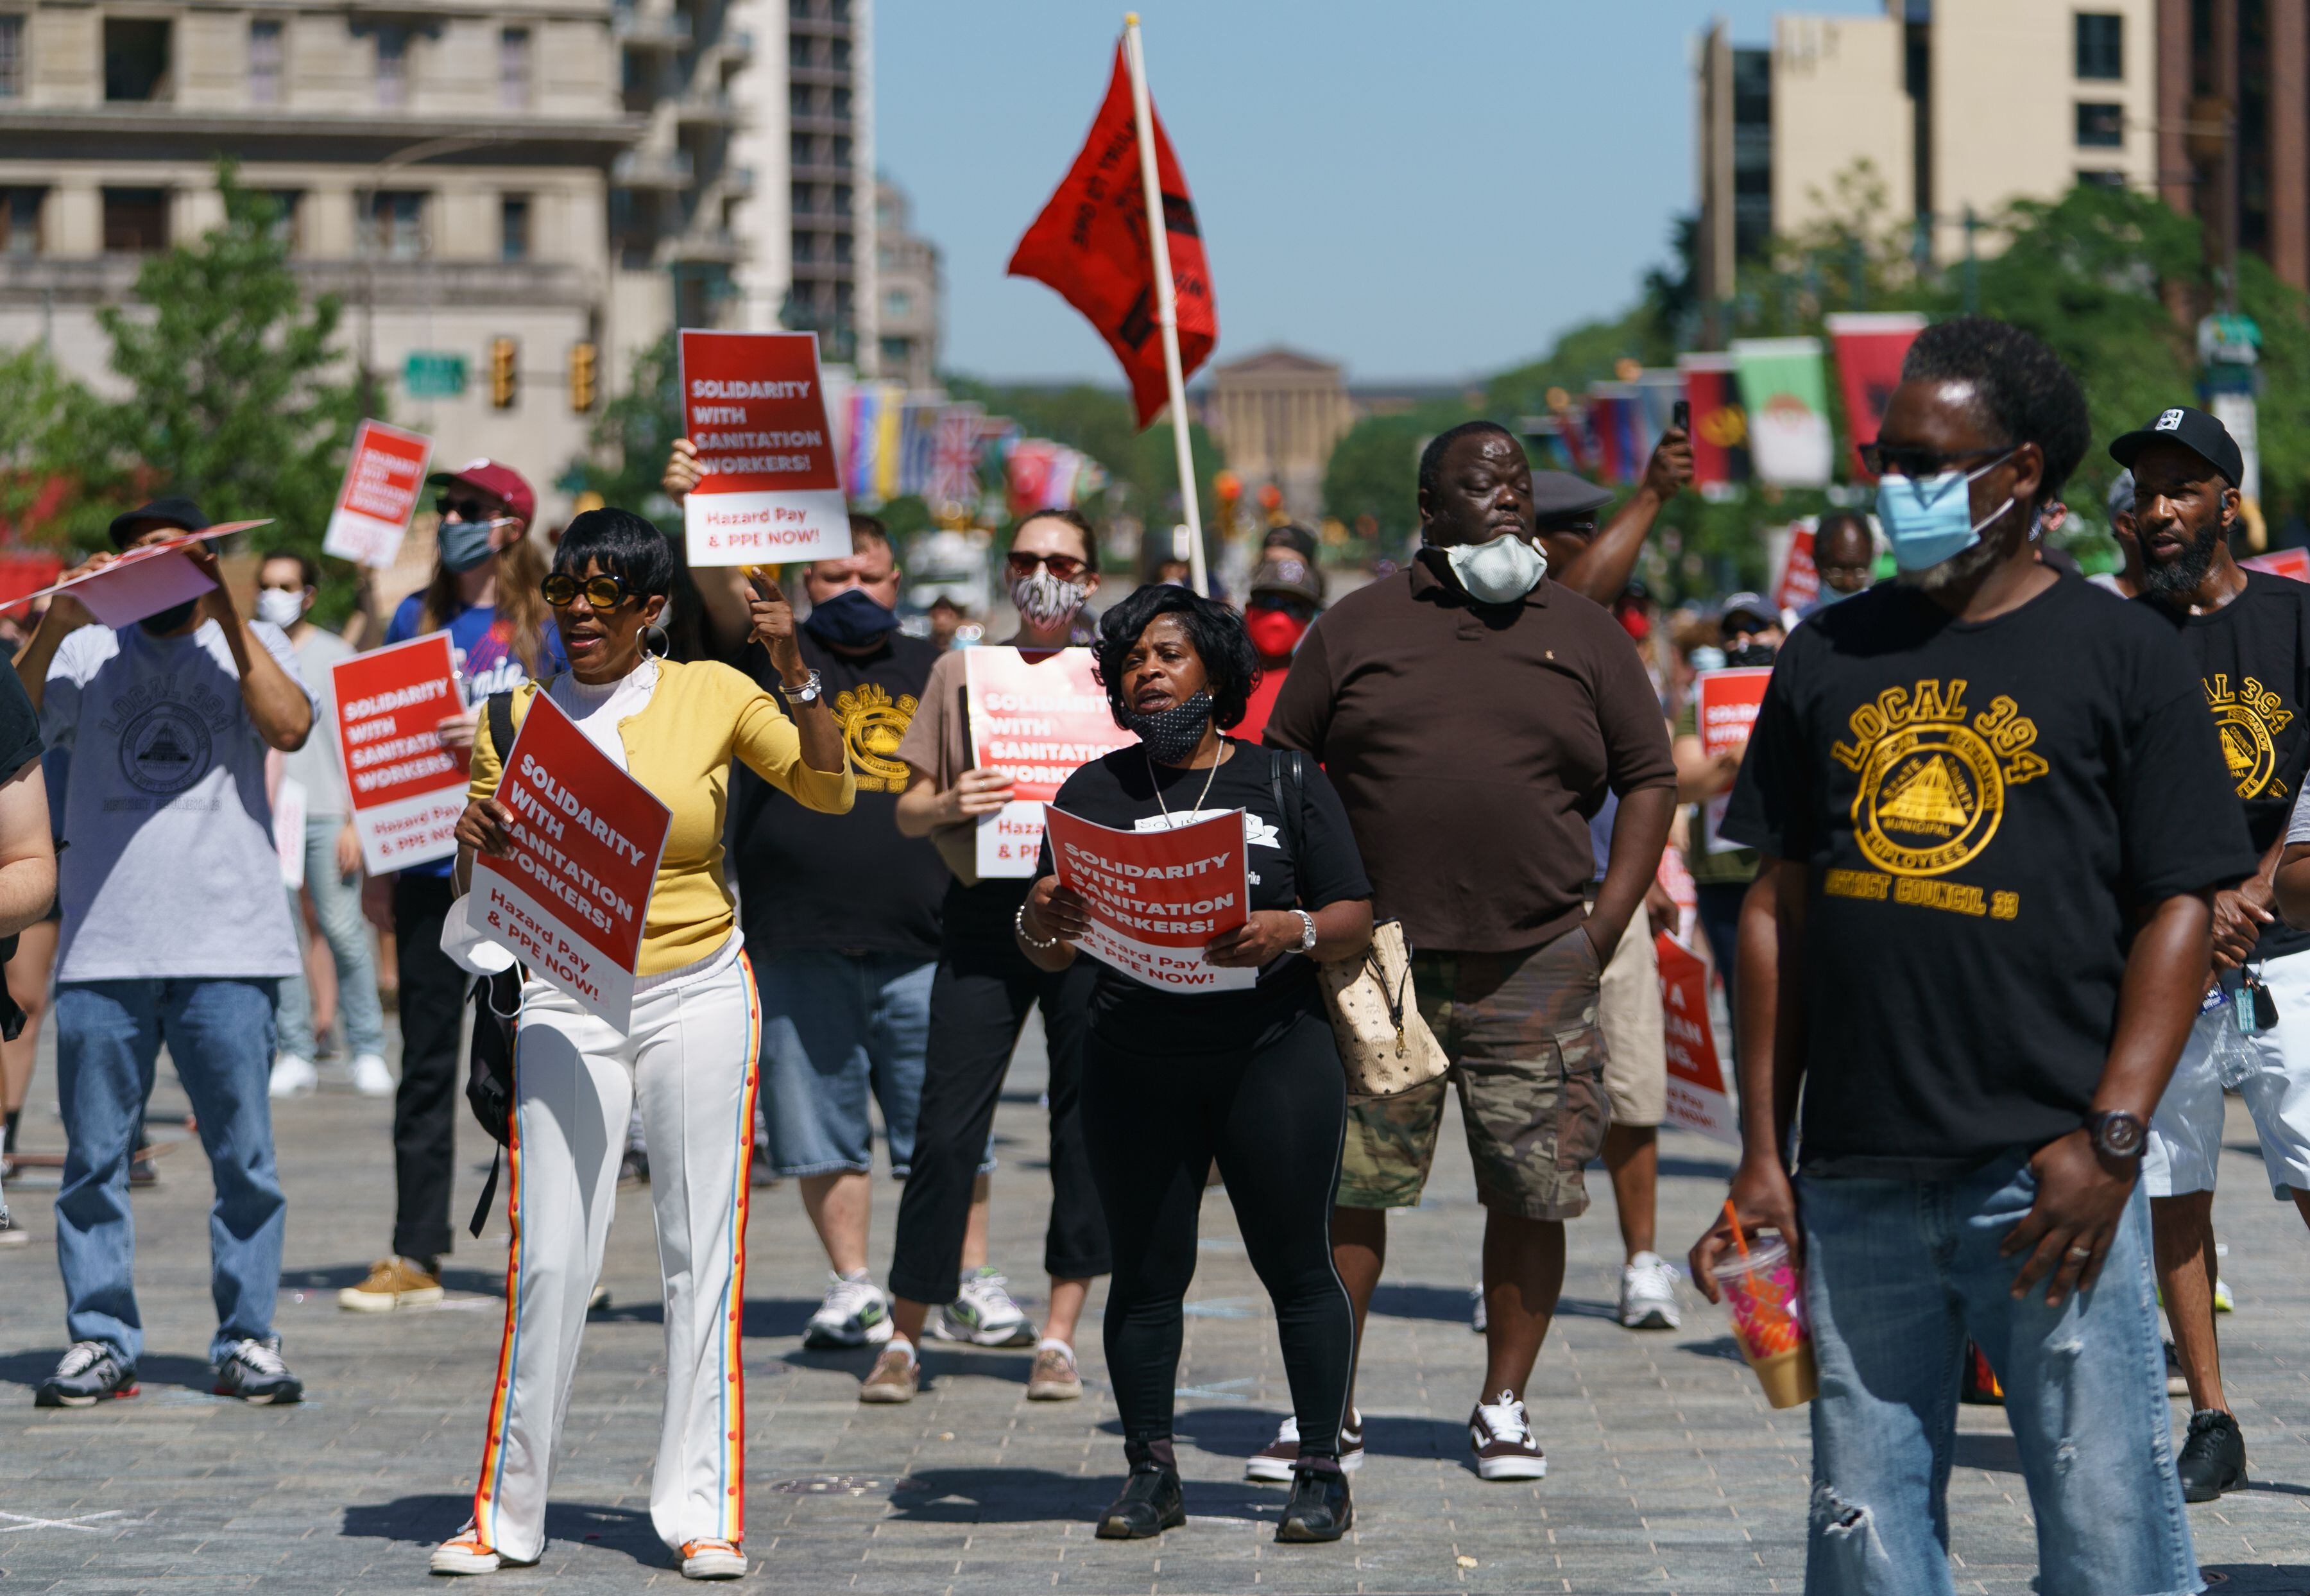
1018, 586, 1373, 1545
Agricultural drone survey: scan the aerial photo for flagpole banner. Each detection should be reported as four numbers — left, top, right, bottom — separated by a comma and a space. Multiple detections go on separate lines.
1731, 337, 1835, 488
1587, 383, 1642, 485
1657, 931, 1739, 1144
1695, 665, 1774, 855
2243, 547, 2310, 583
1044, 805, 1254, 992
963, 647, 1137, 878
1007, 41, 1217, 427
677, 329, 851, 567
1826, 313, 1926, 481
471, 691, 672, 1032
1772, 517, 1820, 613
331, 633, 470, 875
929, 403, 985, 508
1677, 353, 1751, 490
323, 420, 432, 569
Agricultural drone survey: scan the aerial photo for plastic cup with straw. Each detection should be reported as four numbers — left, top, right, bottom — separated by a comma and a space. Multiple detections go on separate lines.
1709, 1197, 1818, 1407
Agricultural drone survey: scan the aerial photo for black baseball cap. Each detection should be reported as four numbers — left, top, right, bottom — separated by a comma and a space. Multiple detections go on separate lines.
107, 495, 209, 548
2109, 406, 2243, 488
1531, 470, 1614, 523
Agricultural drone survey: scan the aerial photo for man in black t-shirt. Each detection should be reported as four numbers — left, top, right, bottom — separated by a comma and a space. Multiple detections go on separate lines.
1692, 320, 2250, 1590
2122, 404, 2310, 1500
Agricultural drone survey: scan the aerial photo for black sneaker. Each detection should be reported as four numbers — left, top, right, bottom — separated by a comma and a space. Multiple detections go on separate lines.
128, 1153, 159, 1188
2178, 1409, 2246, 1502
1095, 1464, 1185, 1540
1275, 1465, 1353, 1543
35, 1341, 139, 1407
619, 1146, 649, 1185
212, 1337, 304, 1405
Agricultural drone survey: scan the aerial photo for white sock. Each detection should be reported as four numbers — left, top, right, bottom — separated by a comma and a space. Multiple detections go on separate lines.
1035, 1336, 1072, 1357
887, 1335, 916, 1365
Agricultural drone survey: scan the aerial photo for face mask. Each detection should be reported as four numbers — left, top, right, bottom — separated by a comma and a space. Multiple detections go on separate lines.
1440, 531, 1547, 605
1690, 645, 1727, 673
439, 517, 504, 574
1724, 642, 1778, 669
1124, 690, 1215, 765
139, 599, 200, 636
1244, 607, 1310, 660
1877, 452, 2015, 573
255, 588, 305, 630
1011, 569, 1087, 630
802, 586, 900, 649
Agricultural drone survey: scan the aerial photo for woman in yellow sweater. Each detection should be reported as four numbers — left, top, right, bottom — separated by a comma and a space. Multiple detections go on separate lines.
431, 508, 852, 1582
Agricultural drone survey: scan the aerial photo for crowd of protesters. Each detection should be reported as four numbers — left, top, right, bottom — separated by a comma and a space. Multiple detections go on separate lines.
1, 314, 2300, 1593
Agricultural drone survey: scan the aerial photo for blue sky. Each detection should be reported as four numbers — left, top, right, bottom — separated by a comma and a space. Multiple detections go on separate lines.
877, 0, 1881, 384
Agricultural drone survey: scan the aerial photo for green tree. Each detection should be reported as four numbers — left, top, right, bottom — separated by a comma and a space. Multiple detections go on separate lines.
0, 345, 103, 545
941, 378, 1224, 540
574, 329, 683, 533
1319, 398, 1477, 552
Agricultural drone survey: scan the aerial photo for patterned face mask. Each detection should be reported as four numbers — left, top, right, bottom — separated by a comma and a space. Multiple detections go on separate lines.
1011, 569, 1087, 630
1124, 690, 1215, 765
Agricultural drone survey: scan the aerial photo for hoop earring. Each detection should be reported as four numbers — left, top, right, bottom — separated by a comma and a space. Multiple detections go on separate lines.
643, 622, 671, 660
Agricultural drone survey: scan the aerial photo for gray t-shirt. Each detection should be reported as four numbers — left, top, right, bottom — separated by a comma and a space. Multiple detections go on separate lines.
43, 618, 316, 982
282, 624, 355, 817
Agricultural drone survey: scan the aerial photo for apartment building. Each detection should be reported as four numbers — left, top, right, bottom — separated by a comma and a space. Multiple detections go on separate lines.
873, 176, 936, 388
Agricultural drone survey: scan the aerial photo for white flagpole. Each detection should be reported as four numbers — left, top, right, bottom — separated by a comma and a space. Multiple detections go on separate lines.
1122, 12, 1208, 597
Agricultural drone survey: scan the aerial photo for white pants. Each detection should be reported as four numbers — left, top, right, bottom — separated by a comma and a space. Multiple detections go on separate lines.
467, 950, 760, 1561
2144, 948, 2310, 1201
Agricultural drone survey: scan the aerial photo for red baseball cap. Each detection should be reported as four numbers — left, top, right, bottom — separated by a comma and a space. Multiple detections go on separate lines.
425, 458, 536, 528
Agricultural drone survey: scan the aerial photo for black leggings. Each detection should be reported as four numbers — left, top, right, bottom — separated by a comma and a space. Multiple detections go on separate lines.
1081, 1005, 1355, 1457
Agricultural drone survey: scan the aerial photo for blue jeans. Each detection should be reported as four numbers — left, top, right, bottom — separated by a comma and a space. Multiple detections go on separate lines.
757, 950, 940, 1178
55, 979, 285, 1366
275, 816, 386, 1062
1801, 1153, 2197, 1596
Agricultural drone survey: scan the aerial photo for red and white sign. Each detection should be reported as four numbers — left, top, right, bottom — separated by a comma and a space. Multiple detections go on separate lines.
22, 521, 269, 629
963, 647, 1137, 877
1696, 666, 1773, 855
471, 691, 671, 1030
323, 420, 432, 568
678, 329, 850, 568
1044, 806, 1253, 992
330, 634, 470, 875
1772, 520, 1818, 613
1657, 932, 1738, 1145
2244, 547, 2310, 583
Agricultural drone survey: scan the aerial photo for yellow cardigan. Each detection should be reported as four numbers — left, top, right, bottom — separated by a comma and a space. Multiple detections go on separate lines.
469, 658, 855, 975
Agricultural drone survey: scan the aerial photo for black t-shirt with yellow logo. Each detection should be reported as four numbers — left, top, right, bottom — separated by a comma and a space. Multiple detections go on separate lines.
1724, 572, 2253, 1180
732, 631, 948, 961
2139, 568, 2310, 959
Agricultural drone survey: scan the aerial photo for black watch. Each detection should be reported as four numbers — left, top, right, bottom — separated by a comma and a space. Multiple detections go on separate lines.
2085, 1110, 2147, 1161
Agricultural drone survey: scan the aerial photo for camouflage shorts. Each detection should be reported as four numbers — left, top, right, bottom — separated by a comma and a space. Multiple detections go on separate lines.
1337, 925, 1612, 1221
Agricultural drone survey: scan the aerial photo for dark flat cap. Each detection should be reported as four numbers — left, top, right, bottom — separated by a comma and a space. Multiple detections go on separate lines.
1530, 470, 1614, 522
2109, 406, 2243, 487
108, 495, 209, 547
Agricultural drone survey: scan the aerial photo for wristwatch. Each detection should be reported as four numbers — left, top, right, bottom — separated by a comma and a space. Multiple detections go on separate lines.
2085, 1110, 2147, 1161
783, 668, 824, 704
1292, 909, 1317, 953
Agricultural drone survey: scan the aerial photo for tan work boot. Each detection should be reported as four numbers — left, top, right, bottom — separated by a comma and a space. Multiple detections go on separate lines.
859, 1344, 918, 1403
339, 1255, 445, 1312
1026, 1343, 1083, 1401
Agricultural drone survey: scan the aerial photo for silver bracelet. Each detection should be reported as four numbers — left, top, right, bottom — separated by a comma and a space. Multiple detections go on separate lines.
784, 667, 824, 704
1015, 900, 1061, 950
1293, 909, 1317, 953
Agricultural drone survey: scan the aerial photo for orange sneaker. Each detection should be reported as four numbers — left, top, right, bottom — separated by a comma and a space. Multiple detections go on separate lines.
429, 1522, 535, 1575
680, 1538, 747, 1579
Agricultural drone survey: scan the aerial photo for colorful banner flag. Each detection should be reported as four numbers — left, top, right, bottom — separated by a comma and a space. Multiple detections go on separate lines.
873, 382, 904, 504
1007, 42, 1217, 427
845, 384, 882, 504
1826, 313, 1926, 481
898, 400, 941, 499
1732, 337, 1835, 488
929, 403, 985, 509
1678, 353, 1752, 490
1587, 384, 1647, 486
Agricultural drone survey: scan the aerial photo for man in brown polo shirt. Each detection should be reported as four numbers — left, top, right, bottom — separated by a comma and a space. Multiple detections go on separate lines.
1262, 420, 1675, 1484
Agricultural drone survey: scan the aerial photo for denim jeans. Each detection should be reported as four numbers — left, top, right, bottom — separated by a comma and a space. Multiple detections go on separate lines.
55, 979, 284, 1366
1800, 1153, 2196, 1596
756, 949, 939, 1178
275, 815, 386, 1063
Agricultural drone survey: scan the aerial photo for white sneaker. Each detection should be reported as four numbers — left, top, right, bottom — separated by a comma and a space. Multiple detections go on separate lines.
1470, 1283, 1487, 1334
803, 1271, 893, 1349
268, 1054, 317, 1098
1618, 1251, 1683, 1330
350, 1053, 395, 1097
933, 1267, 1036, 1346
1469, 1390, 1547, 1480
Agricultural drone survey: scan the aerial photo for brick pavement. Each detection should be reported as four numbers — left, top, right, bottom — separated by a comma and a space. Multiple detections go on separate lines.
6, 1025, 2310, 1593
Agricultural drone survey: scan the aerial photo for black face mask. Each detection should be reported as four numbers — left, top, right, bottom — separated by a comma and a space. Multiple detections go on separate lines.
139, 599, 200, 636
1723, 642, 1778, 669
801, 587, 901, 649
1124, 691, 1215, 765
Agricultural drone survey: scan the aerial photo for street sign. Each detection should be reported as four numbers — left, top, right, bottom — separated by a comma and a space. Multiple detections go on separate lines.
403, 351, 468, 399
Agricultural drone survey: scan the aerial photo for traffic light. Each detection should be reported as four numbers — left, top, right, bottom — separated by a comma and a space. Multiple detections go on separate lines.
488, 336, 518, 409
568, 341, 597, 413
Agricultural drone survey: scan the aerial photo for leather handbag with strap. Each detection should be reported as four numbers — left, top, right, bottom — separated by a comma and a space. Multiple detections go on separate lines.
1267, 749, 1448, 1099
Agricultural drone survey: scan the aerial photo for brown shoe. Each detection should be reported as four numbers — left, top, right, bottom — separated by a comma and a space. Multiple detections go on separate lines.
859, 1345, 918, 1403
339, 1256, 445, 1313
1026, 1343, 1082, 1401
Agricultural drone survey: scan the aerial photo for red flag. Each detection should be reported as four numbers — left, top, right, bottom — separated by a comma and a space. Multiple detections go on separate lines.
1007, 44, 1217, 427
1826, 313, 1924, 480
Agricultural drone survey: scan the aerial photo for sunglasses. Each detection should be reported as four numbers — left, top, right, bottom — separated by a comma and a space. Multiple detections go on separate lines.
1857, 443, 2012, 481
436, 496, 502, 522
1006, 550, 1089, 583
541, 572, 637, 610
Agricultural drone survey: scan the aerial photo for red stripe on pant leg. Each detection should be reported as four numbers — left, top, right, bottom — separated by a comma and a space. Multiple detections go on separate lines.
472, 1090, 524, 1548
721, 951, 761, 1543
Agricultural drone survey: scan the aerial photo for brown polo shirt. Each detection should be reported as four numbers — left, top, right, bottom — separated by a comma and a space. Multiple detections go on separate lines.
1263, 551, 1674, 953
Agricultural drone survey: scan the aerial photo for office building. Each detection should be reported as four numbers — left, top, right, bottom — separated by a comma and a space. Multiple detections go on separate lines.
873, 176, 938, 389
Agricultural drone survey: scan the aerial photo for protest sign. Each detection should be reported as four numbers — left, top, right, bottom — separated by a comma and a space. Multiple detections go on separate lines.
1657, 932, 1738, 1144
330, 633, 468, 875
20, 521, 270, 629
963, 647, 1138, 877
1695, 666, 1774, 855
1772, 519, 1818, 613
1043, 805, 1253, 993
2244, 547, 2310, 583
471, 691, 671, 1031
678, 329, 850, 567
323, 420, 431, 568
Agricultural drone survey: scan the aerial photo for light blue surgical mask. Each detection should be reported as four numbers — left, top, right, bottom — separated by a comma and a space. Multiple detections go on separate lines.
1876, 450, 2015, 572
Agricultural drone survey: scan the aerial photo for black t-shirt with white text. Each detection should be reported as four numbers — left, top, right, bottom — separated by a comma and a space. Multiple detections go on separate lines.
1040, 739, 1371, 1052
1723, 573, 2254, 1180
2137, 569, 2310, 959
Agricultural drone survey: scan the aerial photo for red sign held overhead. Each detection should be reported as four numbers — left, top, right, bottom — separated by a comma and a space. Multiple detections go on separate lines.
331, 633, 469, 875
677, 329, 851, 568
324, 420, 432, 569
963, 647, 1138, 878
1043, 805, 1253, 993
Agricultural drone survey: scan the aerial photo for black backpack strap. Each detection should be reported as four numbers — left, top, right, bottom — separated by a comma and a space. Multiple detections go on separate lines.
1270, 746, 1306, 885
468, 1145, 502, 1239
486, 689, 517, 766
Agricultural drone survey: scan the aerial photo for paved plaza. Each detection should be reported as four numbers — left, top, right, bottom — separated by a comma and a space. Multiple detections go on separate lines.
7, 1023, 2310, 1594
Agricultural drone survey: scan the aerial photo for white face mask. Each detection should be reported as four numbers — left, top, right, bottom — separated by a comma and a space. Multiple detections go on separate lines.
1440, 531, 1548, 605
255, 587, 305, 630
